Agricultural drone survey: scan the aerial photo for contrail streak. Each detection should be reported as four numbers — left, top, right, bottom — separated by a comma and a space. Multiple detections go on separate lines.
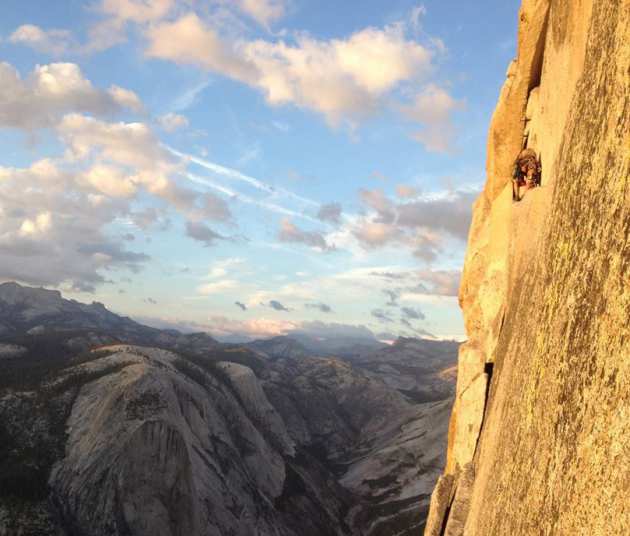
183, 173, 318, 223
166, 145, 319, 208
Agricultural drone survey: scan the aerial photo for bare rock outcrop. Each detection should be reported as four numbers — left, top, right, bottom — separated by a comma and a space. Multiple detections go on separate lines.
50, 347, 290, 536
425, 0, 629, 534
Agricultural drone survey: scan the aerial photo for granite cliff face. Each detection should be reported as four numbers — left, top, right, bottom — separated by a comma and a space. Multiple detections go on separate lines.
425, 1, 629, 534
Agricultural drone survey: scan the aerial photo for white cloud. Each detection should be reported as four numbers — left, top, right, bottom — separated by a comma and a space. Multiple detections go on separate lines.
242, 25, 432, 125
57, 113, 174, 193
83, 18, 128, 53
13, 7, 458, 145
82, 163, 137, 198
99, 0, 174, 23
395, 184, 421, 199
0, 158, 149, 291
182, 316, 382, 343
206, 257, 245, 278
95, 0, 175, 49
9, 24, 74, 56
19, 212, 52, 236
0, 56, 241, 292
232, 0, 287, 27
157, 112, 189, 132
405, 84, 461, 125
108, 85, 144, 112
203, 315, 298, 339
144, 15, 434, 125
10, 1, 174, 56
197, 279, 239, 295
403, 84, 465, 153
86, 0, 174, 52
359, 189, 396, 223
0, 62, 140, 130
141, 311, 457, 342
0, 106, 233, 290
352, 221, 403, 248
409, 5, 427, 33
145, 13, 257, 81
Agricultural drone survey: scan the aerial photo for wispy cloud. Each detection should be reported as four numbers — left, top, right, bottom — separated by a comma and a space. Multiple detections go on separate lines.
9, 24, 75, 56
278, 219, 334, 251
171, 79, 211, 112
236, 142, 262, 167
157, 112, 189, 132
197, 279, 239, 295
206, 257, 246, 279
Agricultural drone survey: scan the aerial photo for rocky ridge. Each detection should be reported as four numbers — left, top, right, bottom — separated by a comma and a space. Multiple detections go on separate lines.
0, 281, 220, 354
344, 337, 459, 403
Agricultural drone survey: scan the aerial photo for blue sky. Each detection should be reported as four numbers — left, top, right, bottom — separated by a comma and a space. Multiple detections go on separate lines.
0, 0, 519, 341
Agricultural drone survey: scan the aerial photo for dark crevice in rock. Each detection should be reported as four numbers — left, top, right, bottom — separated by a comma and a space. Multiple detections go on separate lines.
483, 362, 494, 408
438, 494, 454, 536
528, 6, 549, 92
472, 362, 495, 465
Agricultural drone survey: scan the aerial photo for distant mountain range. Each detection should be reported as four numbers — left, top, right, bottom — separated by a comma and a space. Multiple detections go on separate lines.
0, 282, 458, 536
245, 335, 457, 403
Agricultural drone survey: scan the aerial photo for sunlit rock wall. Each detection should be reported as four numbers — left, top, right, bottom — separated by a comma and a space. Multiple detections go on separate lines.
424, 0, 629, 534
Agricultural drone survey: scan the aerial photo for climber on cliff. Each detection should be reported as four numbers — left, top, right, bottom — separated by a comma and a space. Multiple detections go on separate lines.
512, 148, 541, 201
